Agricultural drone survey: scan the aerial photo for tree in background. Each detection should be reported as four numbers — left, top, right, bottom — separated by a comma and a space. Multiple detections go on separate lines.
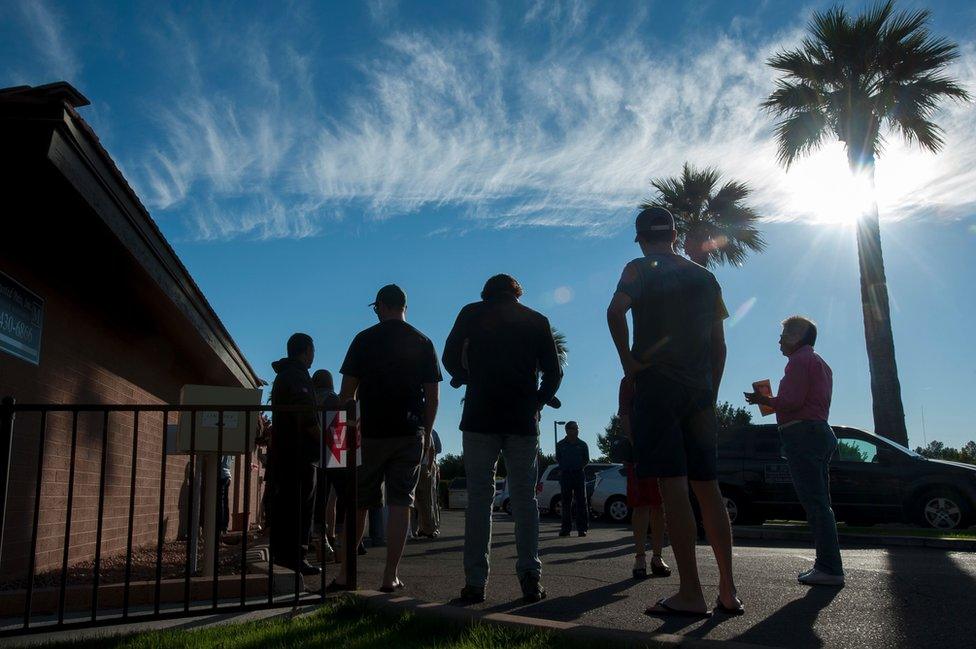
642, 163, 766, 268
438, 453, 465, 481
914, 440, 976, 465
762, 1, 970, 446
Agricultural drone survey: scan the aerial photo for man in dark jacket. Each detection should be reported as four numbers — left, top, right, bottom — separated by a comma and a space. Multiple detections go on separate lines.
556, 421, 590, 537
443, 274, 562, 604
269, 333, 322, 577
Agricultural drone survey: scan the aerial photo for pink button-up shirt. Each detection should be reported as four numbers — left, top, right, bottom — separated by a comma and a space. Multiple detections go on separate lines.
771, 345, 833, 426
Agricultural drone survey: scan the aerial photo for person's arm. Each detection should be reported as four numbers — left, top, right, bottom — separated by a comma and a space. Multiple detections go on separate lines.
442, 309, 469, 383
536, 319, 563, 409
337, 375, 359, 406
769, 356, 809, 413
583, 441, 590, 466
555, 442, 563, 466
607, 291, 646, 377
710, 319, 727, 398
423, 382, 439, 444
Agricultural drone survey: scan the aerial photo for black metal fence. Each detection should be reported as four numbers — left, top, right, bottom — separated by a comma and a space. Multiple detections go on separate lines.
0, 397, 359, 637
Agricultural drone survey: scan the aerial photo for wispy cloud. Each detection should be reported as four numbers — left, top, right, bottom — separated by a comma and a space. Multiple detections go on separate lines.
15, 0, 80, 81
128, 3, 976, 241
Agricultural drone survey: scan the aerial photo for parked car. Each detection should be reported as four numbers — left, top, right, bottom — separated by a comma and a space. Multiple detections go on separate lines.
447, 477, 467, 510
590, 466, 631, 523
591, 425, 976, 530
538, 463, 618, 517
493, 480, 510, 513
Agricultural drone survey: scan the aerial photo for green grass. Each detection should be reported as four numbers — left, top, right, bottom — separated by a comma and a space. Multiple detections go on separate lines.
762, 520, 976, 540
43, 597, 604, 649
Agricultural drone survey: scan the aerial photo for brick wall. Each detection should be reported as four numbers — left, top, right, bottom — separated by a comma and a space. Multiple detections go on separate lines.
0, 243, 264, 582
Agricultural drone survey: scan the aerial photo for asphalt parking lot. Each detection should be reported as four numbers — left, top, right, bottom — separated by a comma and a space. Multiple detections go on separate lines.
346, 509, 976, 649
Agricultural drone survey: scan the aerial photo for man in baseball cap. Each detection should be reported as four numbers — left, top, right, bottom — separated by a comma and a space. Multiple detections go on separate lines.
330, 283, 442, 594
607, 206, 740, 617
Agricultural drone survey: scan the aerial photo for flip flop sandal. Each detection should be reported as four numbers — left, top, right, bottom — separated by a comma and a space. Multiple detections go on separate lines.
715, 597, 745, 616
644, 598, 712, 619
380, 580, 405, 594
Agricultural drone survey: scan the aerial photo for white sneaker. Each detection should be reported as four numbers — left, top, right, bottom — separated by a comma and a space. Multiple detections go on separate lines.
798, 569, 845, 586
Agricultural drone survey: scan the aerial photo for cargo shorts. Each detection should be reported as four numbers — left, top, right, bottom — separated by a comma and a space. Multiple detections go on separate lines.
356, 433, 425, 509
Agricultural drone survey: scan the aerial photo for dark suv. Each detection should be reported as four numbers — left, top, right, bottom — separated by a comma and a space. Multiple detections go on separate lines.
716, 425, 976, 530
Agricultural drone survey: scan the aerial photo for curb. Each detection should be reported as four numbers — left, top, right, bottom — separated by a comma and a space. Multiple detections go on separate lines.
355, 590, 779, 649
733, 527, 976, 551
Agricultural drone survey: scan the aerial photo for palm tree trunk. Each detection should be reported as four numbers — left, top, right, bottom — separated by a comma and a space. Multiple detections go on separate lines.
855, 163, 908, 446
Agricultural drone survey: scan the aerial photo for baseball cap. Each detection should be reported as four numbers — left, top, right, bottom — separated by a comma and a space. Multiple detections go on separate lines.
634, 206, 676, 242
369, 284, 407, 309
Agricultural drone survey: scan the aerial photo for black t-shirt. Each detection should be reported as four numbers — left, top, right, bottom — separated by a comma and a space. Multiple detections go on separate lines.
340, 319, 443, 438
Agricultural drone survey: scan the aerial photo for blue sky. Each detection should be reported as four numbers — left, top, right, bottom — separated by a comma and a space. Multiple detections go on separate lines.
3, 0, 975, 456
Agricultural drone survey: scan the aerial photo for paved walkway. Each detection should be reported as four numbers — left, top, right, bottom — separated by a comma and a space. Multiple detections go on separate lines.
345, 510, 976, 649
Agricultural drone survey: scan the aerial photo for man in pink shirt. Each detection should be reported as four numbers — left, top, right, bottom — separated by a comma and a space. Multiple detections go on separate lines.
746, 316, 844, 586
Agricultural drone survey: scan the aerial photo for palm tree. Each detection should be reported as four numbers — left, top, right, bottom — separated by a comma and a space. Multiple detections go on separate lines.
641, 163, 766, 268
762, 0, 970, 446
551, 327, 569, 368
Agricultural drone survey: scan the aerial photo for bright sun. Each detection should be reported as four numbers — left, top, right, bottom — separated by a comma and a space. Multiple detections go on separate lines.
781, 143, 876, 225
779, 140, 943, 226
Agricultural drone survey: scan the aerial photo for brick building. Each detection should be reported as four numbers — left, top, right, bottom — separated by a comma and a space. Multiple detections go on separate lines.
0, 82, 264, 579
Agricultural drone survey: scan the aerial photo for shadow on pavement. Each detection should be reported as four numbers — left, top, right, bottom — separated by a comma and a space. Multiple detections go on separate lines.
729, 587, 839, 648
483, 578, 636, 621
884, 546, 976, 649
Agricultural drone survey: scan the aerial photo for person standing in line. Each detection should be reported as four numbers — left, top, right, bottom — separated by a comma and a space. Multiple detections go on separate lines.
556, 421, 590, 537
312, 369, 340, 563
443, 274, 562, 604
329, 284, 442, 593
269, 333, 322, 577
746, 316, 844, 586
218, 455, 233, 537
607, 207, 741, 617
414, 428, 443, 538
618, 377, 672, 579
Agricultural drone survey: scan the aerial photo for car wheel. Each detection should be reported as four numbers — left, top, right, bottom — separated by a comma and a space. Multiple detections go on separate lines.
605, 496, 631, 524
917, 489, 970, 530
721, 491, 763, 526
550, 496, 562, 518
723, 496, 739, 525
503, 498, 512, 515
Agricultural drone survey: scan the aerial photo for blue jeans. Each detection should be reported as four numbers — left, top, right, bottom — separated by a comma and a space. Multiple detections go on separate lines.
463, 431, 541, 588
781, 421, 844, 576
559, 470, 588, 533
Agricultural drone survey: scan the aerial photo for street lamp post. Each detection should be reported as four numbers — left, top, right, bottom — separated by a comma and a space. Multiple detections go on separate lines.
553, 420, 566, 457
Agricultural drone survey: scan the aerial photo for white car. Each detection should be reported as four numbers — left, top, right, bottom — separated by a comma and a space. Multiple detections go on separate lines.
538, 463, 619, 517
589, 465, 632, 523
492, 480, 510, 513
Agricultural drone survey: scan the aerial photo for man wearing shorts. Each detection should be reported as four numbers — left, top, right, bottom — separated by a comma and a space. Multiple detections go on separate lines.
607, 207, 742, 617
330, 284, 442, 593
619, 377, 671, 579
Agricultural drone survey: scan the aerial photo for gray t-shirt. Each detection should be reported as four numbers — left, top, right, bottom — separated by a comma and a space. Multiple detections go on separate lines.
616, 254, 729, 390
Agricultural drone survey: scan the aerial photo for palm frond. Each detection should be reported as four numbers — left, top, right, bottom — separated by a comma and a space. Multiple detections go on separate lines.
772, 110, 829, 167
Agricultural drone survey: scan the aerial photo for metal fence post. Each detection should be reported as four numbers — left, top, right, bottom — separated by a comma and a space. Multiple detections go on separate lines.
0, 396, 14, 556
344, 400, 358, 591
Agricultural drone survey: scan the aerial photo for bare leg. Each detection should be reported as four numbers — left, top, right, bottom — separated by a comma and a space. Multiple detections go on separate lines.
656, 477, 706, 612
326, 488, 337, 540
382, 505, 411, 589
649, 504, 667, 557
632, 505, 650, 563
690, 479, 739, 608
335, 508, 368, 585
